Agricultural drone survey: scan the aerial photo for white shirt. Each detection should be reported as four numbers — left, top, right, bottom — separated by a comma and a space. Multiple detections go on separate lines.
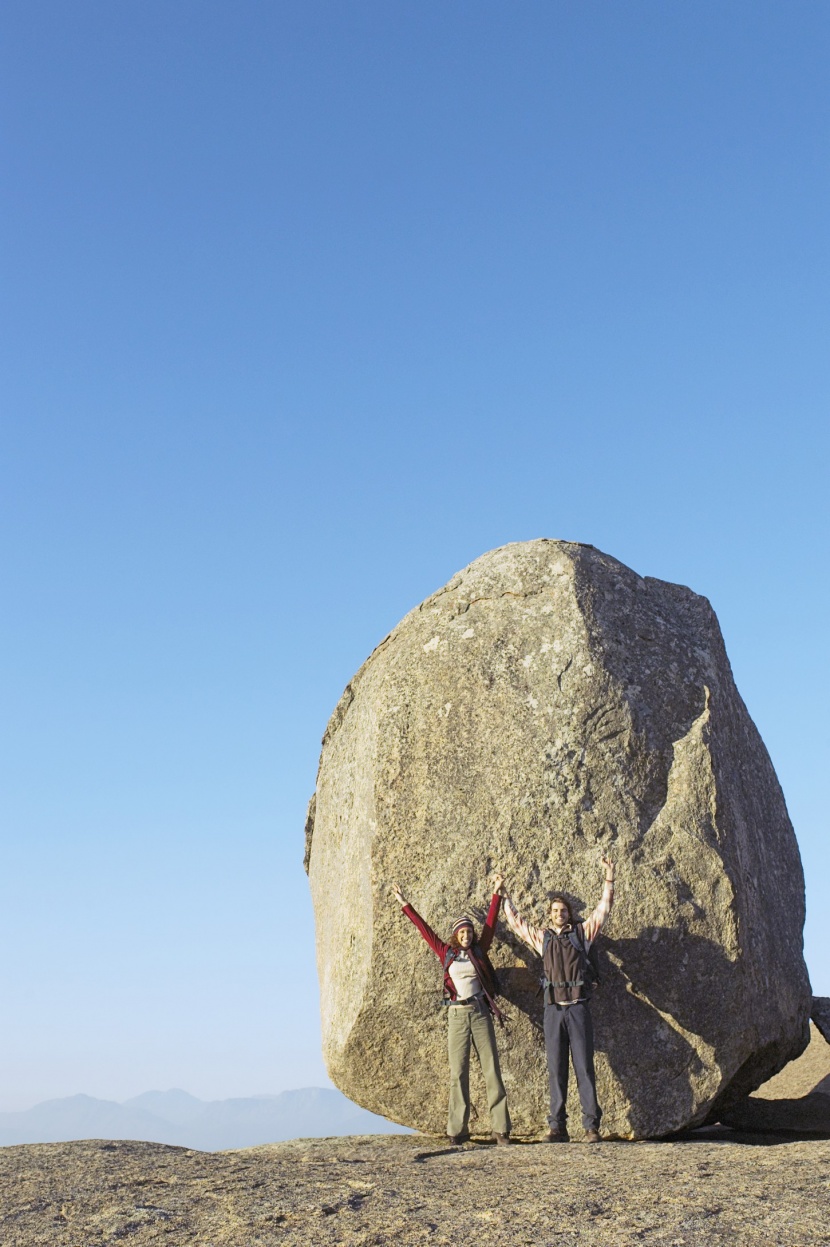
448, 952, 481, 1001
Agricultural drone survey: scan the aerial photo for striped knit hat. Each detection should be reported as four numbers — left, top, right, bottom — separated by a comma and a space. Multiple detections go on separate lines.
451, 916, 475, 935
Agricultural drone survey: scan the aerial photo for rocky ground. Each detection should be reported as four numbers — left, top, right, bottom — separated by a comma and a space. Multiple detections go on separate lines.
1, 1129, 829, 1247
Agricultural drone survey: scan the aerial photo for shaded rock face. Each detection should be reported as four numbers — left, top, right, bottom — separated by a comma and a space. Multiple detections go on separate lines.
720, 1022, 830, 1136
754, 1022, 830, 1100
306, 540, 811, 1139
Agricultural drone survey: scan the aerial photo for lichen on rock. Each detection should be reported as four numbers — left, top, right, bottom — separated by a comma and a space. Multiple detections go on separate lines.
306, 540, 811, 1139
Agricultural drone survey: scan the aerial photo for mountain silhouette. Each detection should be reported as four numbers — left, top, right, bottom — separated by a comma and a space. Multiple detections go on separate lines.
0, 1087, 405, 1151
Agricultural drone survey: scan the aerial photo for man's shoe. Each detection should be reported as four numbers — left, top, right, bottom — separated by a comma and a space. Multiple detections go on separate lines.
546, 1127, 569, 1142
447, 1133, 468, 1146
492, 1132, 511, 1145
583, 1130, 601, 1143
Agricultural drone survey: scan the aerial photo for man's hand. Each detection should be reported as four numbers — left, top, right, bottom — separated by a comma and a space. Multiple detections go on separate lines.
600, 854, 615, 881
492, 872, 505, 896
392, 882, 408, 907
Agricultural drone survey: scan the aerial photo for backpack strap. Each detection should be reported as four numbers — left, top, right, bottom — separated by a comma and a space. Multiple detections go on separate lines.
441, 946, 456, 1006
568, 922, 600, 987
539, 929, 553, 998
471, 944, 507, 1026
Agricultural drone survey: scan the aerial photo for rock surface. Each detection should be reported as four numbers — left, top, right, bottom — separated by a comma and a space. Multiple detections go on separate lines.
306, 540, 811, 1138
2, 1134, 829, 1245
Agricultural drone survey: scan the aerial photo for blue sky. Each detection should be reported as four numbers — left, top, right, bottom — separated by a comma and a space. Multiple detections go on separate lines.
1, 1, 827, 1111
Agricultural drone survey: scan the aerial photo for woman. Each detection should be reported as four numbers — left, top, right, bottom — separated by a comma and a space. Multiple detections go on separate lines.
392, 878, 511, 1146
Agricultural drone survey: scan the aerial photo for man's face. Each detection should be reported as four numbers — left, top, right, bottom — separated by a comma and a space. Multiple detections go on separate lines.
457, 925, 474, 949
550, 901, 571, 929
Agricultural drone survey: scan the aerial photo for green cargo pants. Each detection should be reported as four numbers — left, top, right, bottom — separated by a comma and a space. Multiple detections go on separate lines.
446, 997, 511, 1138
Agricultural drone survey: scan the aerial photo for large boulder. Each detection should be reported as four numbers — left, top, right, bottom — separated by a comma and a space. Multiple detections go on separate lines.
305, 540, 811, 1138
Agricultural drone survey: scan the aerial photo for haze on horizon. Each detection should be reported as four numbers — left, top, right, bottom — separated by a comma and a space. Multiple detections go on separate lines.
1, 1, 827, 1114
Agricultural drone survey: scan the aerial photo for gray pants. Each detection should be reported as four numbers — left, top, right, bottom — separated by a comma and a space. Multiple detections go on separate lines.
446, 998, 511, 1138
543, 999, 601, 1132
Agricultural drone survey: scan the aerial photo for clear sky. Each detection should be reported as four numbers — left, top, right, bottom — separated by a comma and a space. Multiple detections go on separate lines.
1, 2, 827, 1112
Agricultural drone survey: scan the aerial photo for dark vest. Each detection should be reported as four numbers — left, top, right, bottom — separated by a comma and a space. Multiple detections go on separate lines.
542, 924, 588, 1004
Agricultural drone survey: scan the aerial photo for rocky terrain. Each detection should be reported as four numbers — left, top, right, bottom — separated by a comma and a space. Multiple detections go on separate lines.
1, 1017, 827, 1246
1, 1130, 829, 1246
307, 540, 811, 1137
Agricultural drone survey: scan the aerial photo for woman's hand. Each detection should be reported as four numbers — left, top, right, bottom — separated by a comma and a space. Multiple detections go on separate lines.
492, 872, 505, 896
392, 882, 408, 907
600, 854, 616, 881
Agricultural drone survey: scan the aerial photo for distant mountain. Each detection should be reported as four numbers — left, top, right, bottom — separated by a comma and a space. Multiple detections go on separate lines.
0, 1087, 407, 1151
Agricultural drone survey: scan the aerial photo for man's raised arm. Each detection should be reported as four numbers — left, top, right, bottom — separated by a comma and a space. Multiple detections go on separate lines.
582, 855, 615, 944
492, 873, 544, 955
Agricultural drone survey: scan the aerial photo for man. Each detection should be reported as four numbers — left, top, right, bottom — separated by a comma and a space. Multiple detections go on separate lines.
493, 854, 614, 1143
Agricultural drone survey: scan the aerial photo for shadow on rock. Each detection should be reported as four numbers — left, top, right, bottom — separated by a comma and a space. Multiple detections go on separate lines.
496, 921, 801, 1137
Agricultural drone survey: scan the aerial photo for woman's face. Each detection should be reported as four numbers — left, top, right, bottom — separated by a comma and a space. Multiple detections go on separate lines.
457, 925, 474, 949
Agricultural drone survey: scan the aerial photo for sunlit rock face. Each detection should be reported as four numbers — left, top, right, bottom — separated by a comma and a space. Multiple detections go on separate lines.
306, 540, 811, 1138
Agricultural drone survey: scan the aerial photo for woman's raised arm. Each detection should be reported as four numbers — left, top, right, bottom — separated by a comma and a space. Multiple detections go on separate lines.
393, 882, 450, 961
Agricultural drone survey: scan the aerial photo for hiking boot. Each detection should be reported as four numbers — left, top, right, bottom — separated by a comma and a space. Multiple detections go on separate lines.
546, 1127, 569, 1143
583, 1130, 601, 1143
492, 1132, 511, 1145
447, 1133, 466, 1146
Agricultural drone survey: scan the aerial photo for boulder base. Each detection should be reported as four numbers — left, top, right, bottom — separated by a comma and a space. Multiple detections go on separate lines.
306, 541, 811, 1138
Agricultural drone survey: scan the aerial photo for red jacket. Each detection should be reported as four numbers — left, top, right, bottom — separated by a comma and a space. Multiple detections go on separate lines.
402, 893, 502, 1002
